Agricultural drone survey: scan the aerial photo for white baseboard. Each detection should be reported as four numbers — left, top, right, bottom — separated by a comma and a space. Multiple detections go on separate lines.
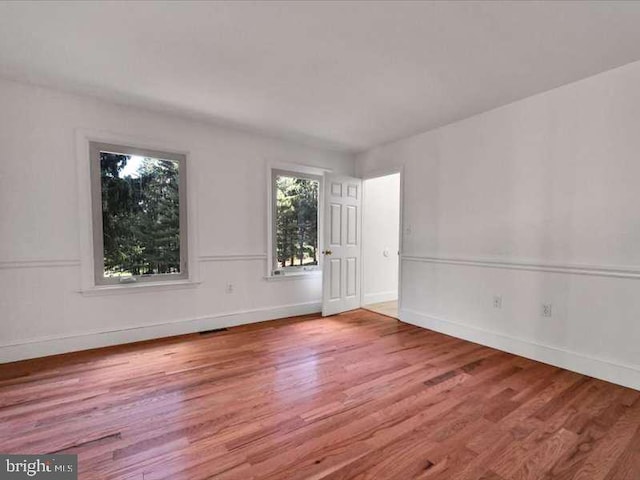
400, 308, 640, 391
363, 291, 398, 305
0, 302, 321, 364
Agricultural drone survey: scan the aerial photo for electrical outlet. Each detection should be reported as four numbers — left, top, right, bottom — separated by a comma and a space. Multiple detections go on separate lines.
225, 283, 234, 294
542, 304, 552, 317
493, 295, 502, 309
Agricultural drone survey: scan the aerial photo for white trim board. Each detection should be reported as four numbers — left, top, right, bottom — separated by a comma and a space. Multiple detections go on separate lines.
0, 302, 321, 364
74, 128, 200, 291
198, 254, 267, 262
265, 161, 327, 280
362, 291, 398, 305
402, 255, 640, 280
400, 308, 640, 391
0, 255, 268, 269
0, 259, 81, 269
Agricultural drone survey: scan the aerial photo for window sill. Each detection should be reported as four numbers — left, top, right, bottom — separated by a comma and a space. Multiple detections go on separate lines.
264, 271, 322, 282
79, 279, 201, 296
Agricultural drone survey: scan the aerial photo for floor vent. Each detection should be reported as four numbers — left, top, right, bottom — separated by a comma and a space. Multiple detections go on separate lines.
199, 328, 229, 335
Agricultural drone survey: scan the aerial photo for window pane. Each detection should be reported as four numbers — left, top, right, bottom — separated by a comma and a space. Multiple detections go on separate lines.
100, 151, 181, 278
275, 175, 319, 269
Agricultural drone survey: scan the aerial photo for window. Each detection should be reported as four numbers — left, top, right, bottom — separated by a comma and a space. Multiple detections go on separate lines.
271, 169, 320, 275
90, 142, 187, 285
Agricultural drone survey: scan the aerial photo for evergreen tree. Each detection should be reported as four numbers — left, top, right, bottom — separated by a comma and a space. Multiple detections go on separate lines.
100, 153, 180, 276
275, 176, 318, 268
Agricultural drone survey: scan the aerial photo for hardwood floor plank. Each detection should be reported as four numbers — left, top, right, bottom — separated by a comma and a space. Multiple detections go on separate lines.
0, 309, 637, 480
603, 424, 640, 480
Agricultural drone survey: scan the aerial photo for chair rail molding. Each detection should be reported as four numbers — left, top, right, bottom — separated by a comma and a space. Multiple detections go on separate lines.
198, 254, 267, 262
401, 254, 640, 280
0, 259, 81, 269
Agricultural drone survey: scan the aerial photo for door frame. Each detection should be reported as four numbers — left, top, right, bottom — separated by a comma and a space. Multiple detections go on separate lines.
359, 166, 405, 316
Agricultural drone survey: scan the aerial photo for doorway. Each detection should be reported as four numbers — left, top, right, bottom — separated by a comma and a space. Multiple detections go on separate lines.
361, 172, 401, 319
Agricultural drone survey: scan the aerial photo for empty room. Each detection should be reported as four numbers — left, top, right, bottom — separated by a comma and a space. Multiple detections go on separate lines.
1, 1, 639, 479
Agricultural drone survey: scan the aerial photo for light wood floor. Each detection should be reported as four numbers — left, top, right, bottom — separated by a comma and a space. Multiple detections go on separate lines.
363, 300, 398, 319
0, 310, 638, 480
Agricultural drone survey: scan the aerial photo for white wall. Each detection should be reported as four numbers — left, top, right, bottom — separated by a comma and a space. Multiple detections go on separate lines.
357, 61, 640, 390
0, 78, 354, 362
362, 173, 400, 305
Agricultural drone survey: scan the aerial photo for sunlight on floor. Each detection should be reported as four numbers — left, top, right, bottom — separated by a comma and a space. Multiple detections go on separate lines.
363, 300, 398, 319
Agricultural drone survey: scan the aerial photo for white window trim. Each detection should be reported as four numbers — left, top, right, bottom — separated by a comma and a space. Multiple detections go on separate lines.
75, 129, 200, 295
265, 162, 329, 279
90, 141, 189, 285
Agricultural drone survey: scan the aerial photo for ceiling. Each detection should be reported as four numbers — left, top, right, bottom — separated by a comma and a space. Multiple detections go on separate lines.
2, 1, 640, 152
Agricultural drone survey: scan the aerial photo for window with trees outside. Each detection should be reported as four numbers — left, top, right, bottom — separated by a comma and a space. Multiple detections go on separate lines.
90, 142, 188, 285
272, 170, 320, 275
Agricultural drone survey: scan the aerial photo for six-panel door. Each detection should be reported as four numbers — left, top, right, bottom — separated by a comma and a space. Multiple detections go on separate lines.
322, 175, 362, 316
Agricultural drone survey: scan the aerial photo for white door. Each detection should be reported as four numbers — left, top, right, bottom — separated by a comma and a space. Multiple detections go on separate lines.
322, 175, 362, 316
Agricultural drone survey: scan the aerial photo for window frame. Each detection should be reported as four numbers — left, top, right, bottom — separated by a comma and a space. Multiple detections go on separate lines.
89, 141, 189, 286
269, 167, 323, 277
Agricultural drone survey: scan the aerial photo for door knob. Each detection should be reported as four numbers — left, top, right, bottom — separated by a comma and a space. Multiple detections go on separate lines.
322, 250, 333, 255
